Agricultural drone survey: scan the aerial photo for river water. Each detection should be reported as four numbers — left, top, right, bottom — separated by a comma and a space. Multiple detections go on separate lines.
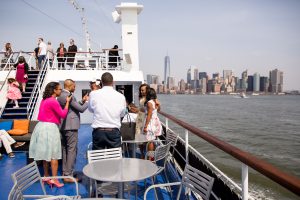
158, 94, 300, 200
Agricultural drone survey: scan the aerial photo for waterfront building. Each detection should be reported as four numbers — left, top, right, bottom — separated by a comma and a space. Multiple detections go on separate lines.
269, 69, 283, 93
241, 70, 248, 91
164, 55, 170, 86
260, 76, 269, 92
179, 79, 186, 92
187, 65, 198, 89
199, 78, 207, 94
223, 70, 232, 80
253, 73, 260, 92
247, 75, 254, 92
146, 74, 160, 85
167, 76, 176, 90
199, 72, 207, 80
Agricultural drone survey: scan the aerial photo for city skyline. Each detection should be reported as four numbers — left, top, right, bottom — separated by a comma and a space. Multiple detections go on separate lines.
147, 66, 286, 93
0, 1, 299, 90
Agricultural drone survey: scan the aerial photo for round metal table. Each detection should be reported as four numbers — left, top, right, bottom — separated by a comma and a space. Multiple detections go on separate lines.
83, 158, 158, 198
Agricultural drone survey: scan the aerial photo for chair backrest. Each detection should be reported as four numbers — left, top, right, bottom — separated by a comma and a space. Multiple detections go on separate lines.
11, 161, 46, 195
8, 183, 23, 200
166, 129, 178, 147
87, 147, 122, 163
154, 142, 171, 164
178, 164, 215, 200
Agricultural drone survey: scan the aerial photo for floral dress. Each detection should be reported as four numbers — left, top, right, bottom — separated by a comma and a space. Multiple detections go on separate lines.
144, 100, 162, 141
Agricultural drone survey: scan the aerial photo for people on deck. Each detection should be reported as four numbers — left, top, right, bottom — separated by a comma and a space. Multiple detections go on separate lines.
57, 42, 67, 69
89, 79, 102, 91
108, 45, 120, 68
14, 56, 28, 93
29, 82, 71, 188
1, 43, 13, 68
6, 78, 22, 108
33, 46, 39, 70
143, 88, 162, 160
0, 130, 16, 158
37, 38, 47, 70
47, 41, 54, 67
66, 39, 77, 69
57, 79, 89, 183
88, 72, 127, 150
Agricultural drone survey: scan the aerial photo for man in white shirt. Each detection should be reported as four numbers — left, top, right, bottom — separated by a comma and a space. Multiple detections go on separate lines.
88, 72, 127, 150
37, 37, 47, 69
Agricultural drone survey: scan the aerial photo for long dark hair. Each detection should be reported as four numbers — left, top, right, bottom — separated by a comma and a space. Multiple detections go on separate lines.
145, 88, 157, 106
138, 83, 150, 99
43, 82, 60, 99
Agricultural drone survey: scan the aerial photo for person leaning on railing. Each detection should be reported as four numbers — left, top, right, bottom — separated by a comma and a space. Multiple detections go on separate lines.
56, 42, 67, 69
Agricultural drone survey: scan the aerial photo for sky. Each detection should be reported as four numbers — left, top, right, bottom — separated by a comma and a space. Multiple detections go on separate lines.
0, 0, 300, 90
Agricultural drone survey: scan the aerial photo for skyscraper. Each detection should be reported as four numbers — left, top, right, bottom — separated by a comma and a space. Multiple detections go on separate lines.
164, 55, 170, 86
269, 69, 283, 93
253, 73, 260, 92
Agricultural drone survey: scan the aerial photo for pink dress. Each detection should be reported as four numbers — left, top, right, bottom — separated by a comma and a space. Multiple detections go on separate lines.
15, 63, 28, 83
6, 82, 22, 100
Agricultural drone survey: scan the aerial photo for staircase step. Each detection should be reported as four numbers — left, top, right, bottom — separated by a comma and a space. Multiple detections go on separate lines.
1, 113, 28, 119
3, 107, 27, 114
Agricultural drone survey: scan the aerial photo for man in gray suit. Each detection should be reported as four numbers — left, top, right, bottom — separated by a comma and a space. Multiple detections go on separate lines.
57, 79, 89, 182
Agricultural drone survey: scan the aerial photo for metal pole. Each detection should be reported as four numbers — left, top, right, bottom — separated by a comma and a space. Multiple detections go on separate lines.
165, 118, 169, 132
242, 163, 249, 200
185, 129, 189, 164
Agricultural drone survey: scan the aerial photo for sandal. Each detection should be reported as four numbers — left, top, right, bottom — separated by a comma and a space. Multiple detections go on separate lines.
8, 152, 15, 158
14, 142, 26, 148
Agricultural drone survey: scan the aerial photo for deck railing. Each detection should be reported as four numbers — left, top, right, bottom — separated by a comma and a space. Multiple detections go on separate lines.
159, 111, 300, 199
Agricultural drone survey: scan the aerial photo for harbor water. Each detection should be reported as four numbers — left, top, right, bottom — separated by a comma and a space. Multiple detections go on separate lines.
158, 94, 300, 200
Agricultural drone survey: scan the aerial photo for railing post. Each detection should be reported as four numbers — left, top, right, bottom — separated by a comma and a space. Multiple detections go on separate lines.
242, 163, 249, 200
165, 118, 169, 132
185, 129, 189, 164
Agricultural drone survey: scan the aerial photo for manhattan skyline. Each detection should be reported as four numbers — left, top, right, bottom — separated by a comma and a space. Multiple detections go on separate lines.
0, 0, 299, 90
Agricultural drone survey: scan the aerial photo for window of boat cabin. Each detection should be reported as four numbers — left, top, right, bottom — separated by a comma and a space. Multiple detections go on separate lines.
116, 85, 133, 104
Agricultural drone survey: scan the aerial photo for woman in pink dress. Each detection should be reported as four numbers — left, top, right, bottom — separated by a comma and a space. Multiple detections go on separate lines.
29, 82, 71, 188
6, 78, 22, 108
14, 56, 29, 93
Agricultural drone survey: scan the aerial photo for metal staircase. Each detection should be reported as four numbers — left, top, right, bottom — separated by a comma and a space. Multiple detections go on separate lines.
1, 70, 39, 119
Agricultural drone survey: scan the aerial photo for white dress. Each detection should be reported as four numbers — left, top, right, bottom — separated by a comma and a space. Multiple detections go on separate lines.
144, 100, 162, 141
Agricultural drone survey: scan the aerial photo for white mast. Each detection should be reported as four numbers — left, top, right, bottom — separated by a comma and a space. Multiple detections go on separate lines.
69, 0, 91, 53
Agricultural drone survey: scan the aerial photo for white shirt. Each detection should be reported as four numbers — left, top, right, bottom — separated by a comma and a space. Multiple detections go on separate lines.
39, 42, 47, 56
88, 86, 127, 129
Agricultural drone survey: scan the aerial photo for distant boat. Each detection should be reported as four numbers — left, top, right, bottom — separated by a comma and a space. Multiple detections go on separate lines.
240, 92, 247, 98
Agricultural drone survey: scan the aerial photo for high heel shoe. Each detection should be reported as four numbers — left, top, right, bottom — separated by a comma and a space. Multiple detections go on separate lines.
42, 177, 51, 183
48, 179, 64, 188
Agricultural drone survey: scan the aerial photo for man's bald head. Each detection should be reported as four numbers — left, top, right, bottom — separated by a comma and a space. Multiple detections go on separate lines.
64, 79, 75, 92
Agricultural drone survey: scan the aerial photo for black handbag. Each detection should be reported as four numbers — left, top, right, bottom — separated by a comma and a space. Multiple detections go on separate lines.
120, 114, 136, 141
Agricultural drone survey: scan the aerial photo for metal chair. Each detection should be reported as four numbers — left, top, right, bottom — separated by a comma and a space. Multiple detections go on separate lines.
87, 147, 131, 197
11, 161, 79, 199
144, 164, 215, 200
145, 142, 171, 200
8, 183, 23, 200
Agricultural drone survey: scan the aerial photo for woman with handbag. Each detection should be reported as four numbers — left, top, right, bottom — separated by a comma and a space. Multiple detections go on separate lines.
143, 88, 162, 160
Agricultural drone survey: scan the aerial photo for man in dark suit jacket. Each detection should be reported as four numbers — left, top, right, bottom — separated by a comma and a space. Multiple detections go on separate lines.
57, 79, 89, 182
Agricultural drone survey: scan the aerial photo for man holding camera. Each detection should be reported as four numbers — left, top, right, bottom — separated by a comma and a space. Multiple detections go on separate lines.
57, 79, 89, 182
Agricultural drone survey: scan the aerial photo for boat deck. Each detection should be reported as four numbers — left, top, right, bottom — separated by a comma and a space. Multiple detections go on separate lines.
0, 124, 189, 199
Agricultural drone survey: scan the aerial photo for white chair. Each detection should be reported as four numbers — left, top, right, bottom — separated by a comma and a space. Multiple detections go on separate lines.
87, 147, 130, 197
11, 161, 79, 199
144, 164, 216, 200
